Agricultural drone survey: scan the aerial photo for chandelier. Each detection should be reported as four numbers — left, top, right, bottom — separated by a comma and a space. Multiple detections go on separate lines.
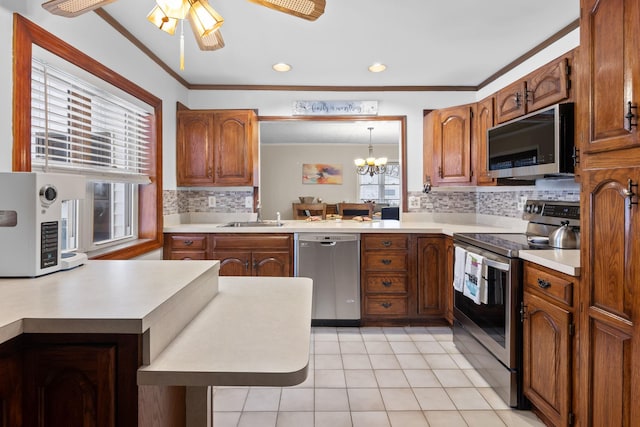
355, 127, 387, 177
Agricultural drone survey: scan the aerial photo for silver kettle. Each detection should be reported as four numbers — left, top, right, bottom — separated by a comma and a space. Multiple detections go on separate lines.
549, 221, 580, 249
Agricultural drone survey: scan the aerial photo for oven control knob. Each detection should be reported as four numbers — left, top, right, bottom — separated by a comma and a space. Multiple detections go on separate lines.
525, 204, 532, 213
39, 185, 58, 206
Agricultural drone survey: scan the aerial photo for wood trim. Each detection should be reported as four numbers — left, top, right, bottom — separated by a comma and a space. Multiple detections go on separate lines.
258, 115, 408, 212
94, 9, 579, 92
12, 14, 163, 259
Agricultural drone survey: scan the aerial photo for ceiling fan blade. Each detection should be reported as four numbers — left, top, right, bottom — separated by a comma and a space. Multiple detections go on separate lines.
247, 0, 325, 21
42, 0, 119, 17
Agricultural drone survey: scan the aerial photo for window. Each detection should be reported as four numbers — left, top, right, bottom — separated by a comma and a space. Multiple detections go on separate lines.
358, 162, 400, 206
30, 58, 151, 253
13, 15, 163, 259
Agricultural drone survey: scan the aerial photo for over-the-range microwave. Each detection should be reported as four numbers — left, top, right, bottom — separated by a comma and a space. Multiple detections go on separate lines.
487, 102, 574, 179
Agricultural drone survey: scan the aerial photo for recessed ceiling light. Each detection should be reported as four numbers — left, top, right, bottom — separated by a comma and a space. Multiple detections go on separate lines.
368, 63, 387, 73
273, 63, 292, 72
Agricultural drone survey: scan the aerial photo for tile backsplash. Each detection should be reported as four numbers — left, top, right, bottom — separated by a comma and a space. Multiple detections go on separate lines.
165, 180, 580, 219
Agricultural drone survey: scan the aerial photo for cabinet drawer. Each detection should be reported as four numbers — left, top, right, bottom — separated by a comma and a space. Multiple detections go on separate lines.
168, 235, 207, 250
363, 253, 408, 271
365, 274, 408, 293
524, 264, 575, 307
363, 235, 408, 250
212, 234, 292, 250
168, 251, 207, 260
364, 296, 408, 316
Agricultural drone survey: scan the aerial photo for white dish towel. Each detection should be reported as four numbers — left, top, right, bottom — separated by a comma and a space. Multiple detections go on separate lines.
463, 252, 485, 305
453, 246, 467, 292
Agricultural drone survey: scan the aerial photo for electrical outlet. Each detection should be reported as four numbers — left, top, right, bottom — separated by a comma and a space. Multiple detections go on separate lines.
245, 196, 254, 208
208, 196, 216, 208
517, 195, 527, 211
408, 196, 421, 209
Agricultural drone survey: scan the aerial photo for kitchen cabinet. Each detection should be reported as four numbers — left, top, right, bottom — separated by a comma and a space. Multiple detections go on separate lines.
578, 167, 640, 427
0, 338, 22, 427
361, 234, 412, 320
576, 0, 640, 171
444, 236, 455, 324
475, 96, 496, 186
431, 104, 474, 185
416, 236, 446, 317
163, 233, 208, 260
211, 234, 293, 277
522, 262, 576, 427
495, 54, 572, 124
176, 109, 258, 187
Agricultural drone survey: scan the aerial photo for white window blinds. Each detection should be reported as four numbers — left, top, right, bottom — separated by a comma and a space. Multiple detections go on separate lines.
31, 57, 152, 183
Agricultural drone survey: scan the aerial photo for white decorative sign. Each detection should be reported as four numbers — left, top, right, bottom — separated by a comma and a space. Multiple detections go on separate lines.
292, 100, 378, 116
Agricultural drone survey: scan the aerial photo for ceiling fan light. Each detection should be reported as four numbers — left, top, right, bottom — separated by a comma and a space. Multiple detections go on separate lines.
247, 0, 325, 21
42, 0, 117, 17
147, 6, 179, 35
192, 26, 226, 51
188, 0, 224, 38
156, 0, 189, 19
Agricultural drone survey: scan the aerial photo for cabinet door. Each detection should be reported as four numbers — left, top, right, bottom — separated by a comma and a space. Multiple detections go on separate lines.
213, 251, 252, 276
523, 292, 572, 427
24, 344, 116, 427
578, 0, 640, 160
495, 80, 527, 123
213, 111, 257, 186
252, 251, 291, 277
475, 97, 496, 186
0, 340, 22, 427
433, 105, 473, 185
416, 237, 446, 317
525, 56, 570, 113
176, 111, 215, 186
580, 167, 640, 426
444, 237, 454, 324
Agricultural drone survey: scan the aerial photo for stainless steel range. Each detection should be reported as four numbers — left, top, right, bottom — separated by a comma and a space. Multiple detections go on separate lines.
452, 200, 579, 408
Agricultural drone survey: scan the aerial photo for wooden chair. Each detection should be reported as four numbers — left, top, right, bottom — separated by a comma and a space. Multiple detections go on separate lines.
338, 203, 373, 219
292, 203, 326, 219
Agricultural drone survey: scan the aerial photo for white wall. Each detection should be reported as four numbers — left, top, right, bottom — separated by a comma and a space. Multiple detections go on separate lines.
261, 143, 397, 219
0, 2, 189, 187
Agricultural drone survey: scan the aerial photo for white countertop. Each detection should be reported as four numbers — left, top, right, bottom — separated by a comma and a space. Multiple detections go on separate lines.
137, 276, 312, 387
519, 249, 581, 277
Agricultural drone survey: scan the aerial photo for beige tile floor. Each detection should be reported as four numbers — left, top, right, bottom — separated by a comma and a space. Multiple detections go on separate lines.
212, 326, 545, 427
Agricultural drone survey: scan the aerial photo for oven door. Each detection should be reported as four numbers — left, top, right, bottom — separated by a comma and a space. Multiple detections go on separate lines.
453, 242, 520, 369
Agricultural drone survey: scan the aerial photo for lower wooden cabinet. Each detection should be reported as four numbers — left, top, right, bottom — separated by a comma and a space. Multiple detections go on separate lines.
163, 233, 294, 277
0, 338, 22, 427
361, 234, 448, 324
522, 262, 577, 427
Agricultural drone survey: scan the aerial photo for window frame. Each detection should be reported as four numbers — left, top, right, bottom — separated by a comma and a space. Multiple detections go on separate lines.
358, 162, 401, 206
12, 14, 163, 259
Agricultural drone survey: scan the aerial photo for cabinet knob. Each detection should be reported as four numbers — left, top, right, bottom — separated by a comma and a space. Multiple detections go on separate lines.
382, 280, 392, 287
381, 302, 393, 309
537, 278, 551, 289
184, 240, 193, 246
381, 259, 392, 265
382, 241, 392, 247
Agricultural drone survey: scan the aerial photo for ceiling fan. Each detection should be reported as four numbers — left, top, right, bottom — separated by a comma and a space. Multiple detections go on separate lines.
42, 0, 326, 52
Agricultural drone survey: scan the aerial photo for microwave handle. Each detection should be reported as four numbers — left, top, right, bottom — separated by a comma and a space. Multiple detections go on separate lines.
483, 258, 510, 272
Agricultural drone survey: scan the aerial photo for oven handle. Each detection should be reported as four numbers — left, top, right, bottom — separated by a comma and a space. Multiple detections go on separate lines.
483, 258, 511, 272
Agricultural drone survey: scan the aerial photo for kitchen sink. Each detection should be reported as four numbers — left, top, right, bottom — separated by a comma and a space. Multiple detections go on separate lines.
219, 221, 284, 228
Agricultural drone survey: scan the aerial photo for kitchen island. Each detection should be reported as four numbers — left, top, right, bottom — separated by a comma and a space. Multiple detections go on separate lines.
0, 260, 312, 427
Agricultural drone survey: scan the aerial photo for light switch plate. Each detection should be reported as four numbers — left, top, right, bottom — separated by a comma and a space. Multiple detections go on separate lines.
408, 196, 421, 209
208, 196, 216, 207
245, 196, 253, 208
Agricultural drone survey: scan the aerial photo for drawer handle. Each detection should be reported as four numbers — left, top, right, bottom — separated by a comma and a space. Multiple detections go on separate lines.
537, 278, 551, 289
382, 280, 393, 287
381, 302, 393, 309
381, 259, 392, 265
382, 241, 392, 247
184, 240, 194, 246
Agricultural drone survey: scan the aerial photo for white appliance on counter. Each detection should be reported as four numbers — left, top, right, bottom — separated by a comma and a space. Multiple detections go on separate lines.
0, 172, 86, 277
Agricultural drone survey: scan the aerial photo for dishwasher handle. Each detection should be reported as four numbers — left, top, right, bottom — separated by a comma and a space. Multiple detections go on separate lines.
320, 241, 337, 247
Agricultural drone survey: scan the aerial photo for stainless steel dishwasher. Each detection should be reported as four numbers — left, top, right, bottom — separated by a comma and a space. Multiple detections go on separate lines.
295, 233, 360, 326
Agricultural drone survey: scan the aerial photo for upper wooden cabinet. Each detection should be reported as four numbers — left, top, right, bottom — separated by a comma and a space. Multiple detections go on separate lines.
475, 97, 496, 186
496, 54, 572, 124
176, 109, 258, 187
432, 104, 474, 185
577, 0, 640, 170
